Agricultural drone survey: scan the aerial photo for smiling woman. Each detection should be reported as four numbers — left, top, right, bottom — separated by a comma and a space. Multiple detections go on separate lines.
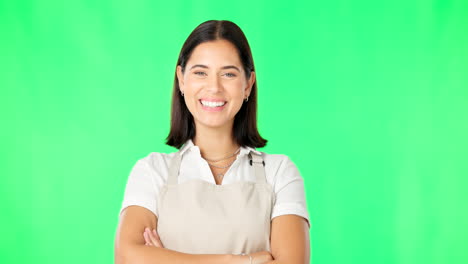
176, 39, 255, 131
114, 20, 310, 264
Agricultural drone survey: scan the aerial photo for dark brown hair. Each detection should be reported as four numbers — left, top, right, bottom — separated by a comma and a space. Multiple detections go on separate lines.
165, 20, 267, 149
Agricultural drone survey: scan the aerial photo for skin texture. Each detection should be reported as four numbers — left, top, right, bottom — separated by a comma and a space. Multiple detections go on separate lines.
114, 39, 311, 264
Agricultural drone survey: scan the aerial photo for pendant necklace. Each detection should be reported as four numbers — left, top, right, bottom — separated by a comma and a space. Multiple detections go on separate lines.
204, 147, 241, 180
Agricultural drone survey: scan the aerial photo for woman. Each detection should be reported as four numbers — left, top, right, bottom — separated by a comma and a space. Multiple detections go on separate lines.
114, 20, 310, 264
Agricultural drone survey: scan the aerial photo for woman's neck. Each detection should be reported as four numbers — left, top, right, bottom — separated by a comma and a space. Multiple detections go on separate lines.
193, 124, 240, 160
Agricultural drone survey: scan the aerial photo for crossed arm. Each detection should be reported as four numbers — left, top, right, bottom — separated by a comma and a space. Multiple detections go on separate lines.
114, 205, 310, 264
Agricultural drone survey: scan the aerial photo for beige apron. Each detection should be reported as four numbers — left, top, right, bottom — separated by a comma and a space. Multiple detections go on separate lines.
156, 150, 275, 255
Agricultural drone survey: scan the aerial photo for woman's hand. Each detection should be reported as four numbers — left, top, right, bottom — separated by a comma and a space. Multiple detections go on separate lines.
248, 250, 274, 264
143, 227, 164, 248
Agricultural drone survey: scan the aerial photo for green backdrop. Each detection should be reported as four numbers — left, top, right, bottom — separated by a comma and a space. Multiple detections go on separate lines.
1, 0, 467, 263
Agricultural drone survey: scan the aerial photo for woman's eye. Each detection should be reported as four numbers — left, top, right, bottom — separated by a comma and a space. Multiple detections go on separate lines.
224, 73, 236, 77
194, 71, 206, 76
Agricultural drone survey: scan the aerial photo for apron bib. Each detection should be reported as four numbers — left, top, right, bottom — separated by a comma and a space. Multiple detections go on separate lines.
156, 150, 275, 254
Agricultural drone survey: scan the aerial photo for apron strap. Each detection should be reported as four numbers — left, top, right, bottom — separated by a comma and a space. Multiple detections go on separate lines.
167, 151, 182, 185
248, 151, 266, 184
167, 149, 266, 185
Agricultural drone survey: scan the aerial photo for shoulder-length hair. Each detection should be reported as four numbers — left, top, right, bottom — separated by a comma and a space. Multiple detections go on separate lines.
165, 20, 267, 149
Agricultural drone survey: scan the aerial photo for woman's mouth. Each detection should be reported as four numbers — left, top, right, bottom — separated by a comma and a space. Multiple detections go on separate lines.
199, 99, 227, 112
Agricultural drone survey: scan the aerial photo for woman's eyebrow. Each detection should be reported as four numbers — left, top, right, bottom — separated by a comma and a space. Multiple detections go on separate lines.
189, 64, 209, 70
221, 65, 241, 72
189, 64, 240, 72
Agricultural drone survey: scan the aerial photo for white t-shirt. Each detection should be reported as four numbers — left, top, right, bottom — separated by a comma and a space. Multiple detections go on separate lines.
119, 139, 311, 228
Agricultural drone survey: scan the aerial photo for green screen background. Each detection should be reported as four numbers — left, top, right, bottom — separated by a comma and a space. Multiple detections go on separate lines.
1, 0, 467, 263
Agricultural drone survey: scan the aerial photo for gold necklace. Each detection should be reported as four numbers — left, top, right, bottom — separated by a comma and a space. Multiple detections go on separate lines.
212, 161, 231, 180
204, 147, 241, 163
202, 147, 240, 180
205, 148, 240, 169
208, 159, 236, 169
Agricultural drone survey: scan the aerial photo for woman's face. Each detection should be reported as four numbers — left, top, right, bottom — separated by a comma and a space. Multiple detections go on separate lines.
177, 39, 255, 131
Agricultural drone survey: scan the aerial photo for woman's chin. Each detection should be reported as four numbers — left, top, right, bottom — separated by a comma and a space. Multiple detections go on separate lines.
195, 119, 233, 130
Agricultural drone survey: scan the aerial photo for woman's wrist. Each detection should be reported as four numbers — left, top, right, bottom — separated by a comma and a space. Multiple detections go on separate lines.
229, 253, 253, 264
239, 253, 253, 264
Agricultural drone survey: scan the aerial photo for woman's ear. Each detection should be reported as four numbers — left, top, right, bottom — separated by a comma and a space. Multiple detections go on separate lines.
245, 71, 256, 97
176, 65, 184, 91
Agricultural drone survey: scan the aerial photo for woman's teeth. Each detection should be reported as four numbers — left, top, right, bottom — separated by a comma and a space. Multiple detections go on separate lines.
200, 100, 226, 107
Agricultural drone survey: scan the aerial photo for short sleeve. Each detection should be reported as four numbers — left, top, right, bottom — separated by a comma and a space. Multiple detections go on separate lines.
271, 156, 311, 229
119, 156, 159, 217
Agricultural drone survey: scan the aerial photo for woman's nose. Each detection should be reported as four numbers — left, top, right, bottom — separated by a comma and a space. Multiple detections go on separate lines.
205, 75, 223, 93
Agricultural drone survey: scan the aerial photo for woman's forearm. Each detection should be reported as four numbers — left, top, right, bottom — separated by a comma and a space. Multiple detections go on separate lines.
119, 244, 245, 264
264, 257, 308, 264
